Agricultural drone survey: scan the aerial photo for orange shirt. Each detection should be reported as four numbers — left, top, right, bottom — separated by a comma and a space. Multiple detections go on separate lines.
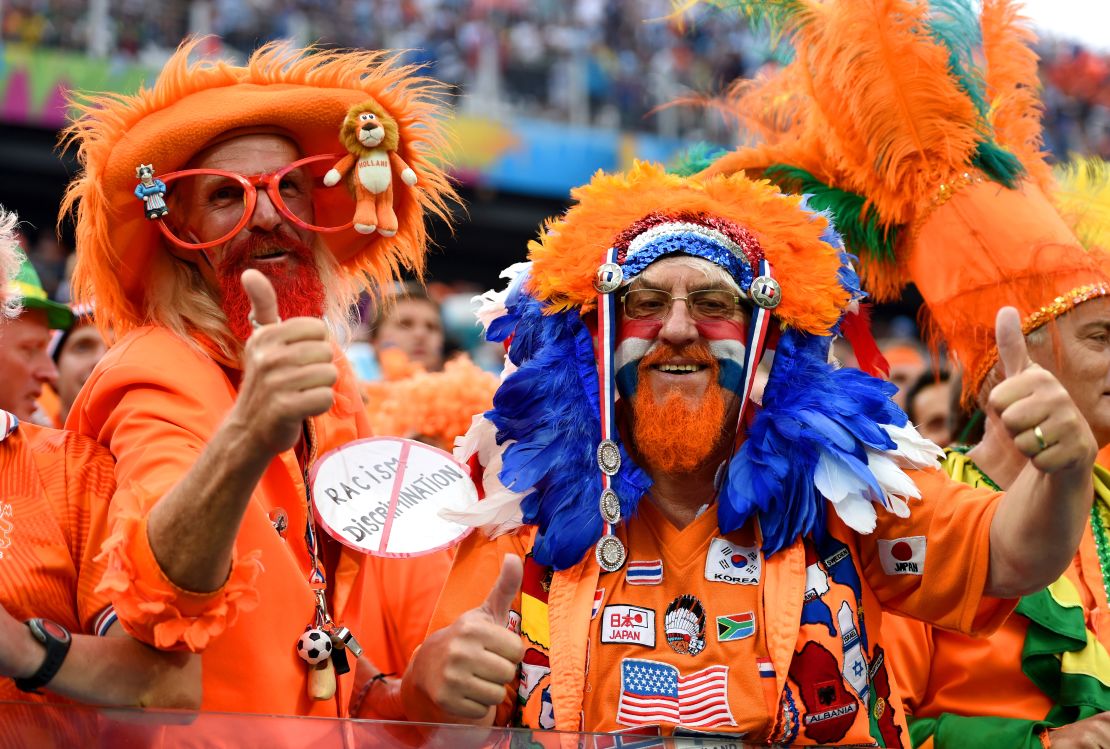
883, 452, 1110, 747
427, 466, 1012, 745
0, 413, 115, 705
69, 326, 451, 717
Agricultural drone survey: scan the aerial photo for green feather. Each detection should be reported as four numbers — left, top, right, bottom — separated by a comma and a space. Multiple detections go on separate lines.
972, 141, 1024, 188
925, 1, 1027, 186
695, 0, 806, 36
764, 165, 899, 263
926, 0, 990, 119
668, 143, 729, 177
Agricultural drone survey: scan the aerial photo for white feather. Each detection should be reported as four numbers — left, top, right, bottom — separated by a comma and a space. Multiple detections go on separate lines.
814, 451, 858, 503
472, 262, 532, 333
882, 422, 944, 469
833, 494, 879, 534
867, 451, 921, 500
446, 415, 529, 536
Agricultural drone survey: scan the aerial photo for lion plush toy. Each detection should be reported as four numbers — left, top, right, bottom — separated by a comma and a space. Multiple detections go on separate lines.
324, 100, 418, 236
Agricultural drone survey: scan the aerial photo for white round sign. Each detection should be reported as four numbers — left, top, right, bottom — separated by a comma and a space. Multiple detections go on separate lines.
310, 437, 476, 557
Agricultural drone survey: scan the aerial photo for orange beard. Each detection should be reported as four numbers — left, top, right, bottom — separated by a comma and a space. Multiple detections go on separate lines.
626, 342, 730, 475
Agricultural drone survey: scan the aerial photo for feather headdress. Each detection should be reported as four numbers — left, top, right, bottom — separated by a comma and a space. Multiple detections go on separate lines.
686, 0, 1109, 402
448, 162, 940, 569
61, 39, 457, 341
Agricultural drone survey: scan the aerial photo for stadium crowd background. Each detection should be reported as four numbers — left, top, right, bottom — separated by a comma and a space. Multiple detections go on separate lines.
0, 0, 1108, 418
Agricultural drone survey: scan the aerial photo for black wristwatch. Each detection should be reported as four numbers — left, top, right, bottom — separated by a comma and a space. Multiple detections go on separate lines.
14, 618, 72, 693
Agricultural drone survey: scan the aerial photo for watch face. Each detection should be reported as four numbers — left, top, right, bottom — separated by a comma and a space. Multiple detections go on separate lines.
37, 619, 71, 644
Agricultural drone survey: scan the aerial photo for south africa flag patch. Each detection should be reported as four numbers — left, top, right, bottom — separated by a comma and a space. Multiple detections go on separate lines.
716, 611, 755, 642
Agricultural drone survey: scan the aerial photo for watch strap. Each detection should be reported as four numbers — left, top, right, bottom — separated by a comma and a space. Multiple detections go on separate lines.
14, 618, 72, 693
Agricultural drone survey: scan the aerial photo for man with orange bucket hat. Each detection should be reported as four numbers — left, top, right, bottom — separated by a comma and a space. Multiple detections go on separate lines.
61, 40, 457, 717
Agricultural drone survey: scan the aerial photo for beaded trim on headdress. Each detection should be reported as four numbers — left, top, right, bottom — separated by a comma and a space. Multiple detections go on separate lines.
447, 163, 942, 570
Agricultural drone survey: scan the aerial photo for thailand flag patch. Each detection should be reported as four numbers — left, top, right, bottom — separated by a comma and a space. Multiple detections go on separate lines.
626, 560, 663, 586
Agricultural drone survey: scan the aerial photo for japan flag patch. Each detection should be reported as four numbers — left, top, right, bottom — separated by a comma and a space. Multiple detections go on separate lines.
877, 536, 926, 576
602, 605, 657, 647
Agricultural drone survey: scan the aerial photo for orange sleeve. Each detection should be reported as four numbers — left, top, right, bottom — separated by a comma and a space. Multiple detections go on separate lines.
854, 466, 1015, 635
363, 549, 453, 675
62, 431, 118, 633
880, 613, 936, 718
71, 332, 261, 651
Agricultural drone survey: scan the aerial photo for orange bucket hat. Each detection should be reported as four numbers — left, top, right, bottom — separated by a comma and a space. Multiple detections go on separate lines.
61, 39, 457, 338
690, 0, 1110, 404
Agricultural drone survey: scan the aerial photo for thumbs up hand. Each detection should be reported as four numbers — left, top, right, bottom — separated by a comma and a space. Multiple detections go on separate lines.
232, 269, 338, 456
987, 307, 1096, 474
402, 555, 525, 722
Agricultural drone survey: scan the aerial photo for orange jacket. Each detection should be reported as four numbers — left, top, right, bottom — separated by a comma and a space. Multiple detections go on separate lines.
427, 466, 1011, 744
68, 326, 450, 717
0, 415, 116, 706
884, 452, 1110, 748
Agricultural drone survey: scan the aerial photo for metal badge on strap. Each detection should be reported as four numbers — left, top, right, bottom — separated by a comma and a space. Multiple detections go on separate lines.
734, 258, 778, 443
593, 247, 626, 572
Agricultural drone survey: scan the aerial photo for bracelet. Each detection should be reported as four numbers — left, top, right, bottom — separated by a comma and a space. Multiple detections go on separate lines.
1038, 726, 1053, 749
351, 672, 394, 716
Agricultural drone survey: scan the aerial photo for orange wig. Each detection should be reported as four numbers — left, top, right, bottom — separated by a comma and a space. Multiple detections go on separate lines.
61, 39, 457, 339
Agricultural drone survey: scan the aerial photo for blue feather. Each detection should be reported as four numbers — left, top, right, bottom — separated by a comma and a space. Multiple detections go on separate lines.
720, 325, 909, 555
487, 291, 651, 570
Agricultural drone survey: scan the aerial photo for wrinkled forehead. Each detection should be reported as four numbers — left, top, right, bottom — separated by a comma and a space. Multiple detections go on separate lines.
186, 129, 303, 171
631, 255, 742, 293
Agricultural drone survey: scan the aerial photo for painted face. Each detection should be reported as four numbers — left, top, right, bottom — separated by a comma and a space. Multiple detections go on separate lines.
615, 256, 750, 475
614, 257, 748, 402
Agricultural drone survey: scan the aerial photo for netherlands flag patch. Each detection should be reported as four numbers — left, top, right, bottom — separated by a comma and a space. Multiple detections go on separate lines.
592, 588, 605, 619
757, 657, 775, 679
626, 560, 663, 585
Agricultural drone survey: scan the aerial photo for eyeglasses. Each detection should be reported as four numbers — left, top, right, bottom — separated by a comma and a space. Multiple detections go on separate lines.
154, 153, 356, 250
621, 288, 743, 321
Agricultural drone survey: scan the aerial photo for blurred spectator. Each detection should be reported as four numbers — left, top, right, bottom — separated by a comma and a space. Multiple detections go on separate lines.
880, 340, 927, 409
371, 284, 447, 373
2, 0, 1109, 151
0, 254, 71, 423
904, 369, 954, 448
48, 306, 105, 427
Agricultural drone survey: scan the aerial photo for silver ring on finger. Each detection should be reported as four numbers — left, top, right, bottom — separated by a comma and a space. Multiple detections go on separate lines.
248, 312, 282, 331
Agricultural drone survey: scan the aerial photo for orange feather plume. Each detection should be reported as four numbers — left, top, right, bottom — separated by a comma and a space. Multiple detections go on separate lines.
980, 0, 1051, 190
527, 161, 849, 336
362, 351, 498, 452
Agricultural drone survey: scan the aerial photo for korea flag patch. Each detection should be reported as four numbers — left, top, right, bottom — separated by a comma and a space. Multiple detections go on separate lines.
601, 605, 656, 647
704, 538, 761, 585
877, 536, 927, 576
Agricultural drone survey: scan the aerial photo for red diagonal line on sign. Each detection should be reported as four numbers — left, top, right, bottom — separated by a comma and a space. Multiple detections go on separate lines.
378, 441, 412, 553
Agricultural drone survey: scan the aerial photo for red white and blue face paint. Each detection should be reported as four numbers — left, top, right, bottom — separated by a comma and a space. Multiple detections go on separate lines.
614, 317, 748, 399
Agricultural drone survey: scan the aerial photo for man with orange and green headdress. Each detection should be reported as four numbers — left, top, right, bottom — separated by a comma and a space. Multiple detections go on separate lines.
689, 0, 1110, 745
61, 40, 458, 718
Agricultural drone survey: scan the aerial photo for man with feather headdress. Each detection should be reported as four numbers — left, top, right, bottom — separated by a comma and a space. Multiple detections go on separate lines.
688, 0, 1110, 745
394, 159, 1096, 745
